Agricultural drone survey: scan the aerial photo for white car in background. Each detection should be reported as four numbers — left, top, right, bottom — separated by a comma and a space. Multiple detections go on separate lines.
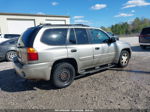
0, 34, 20, 43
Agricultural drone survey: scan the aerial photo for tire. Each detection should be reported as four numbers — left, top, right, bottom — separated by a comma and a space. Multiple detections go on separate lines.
118, 50, 130, 68
52, 62, 75, 88
140, 45, 146, 49
6, 51, 17, 61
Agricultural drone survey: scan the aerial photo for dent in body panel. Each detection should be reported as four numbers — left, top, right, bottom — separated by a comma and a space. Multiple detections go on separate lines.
37, 46, 68, 63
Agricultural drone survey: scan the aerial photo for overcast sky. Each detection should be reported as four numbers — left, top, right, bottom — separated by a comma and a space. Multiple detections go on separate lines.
0, 0, 150, 27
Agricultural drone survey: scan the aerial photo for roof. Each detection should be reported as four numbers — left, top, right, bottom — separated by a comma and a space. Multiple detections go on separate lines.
0, 12, 70, 18
40, 24, 89, 27
39, 24, 93, 29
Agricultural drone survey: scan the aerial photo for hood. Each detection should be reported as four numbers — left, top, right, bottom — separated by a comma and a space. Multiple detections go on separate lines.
117, 40, 131, 46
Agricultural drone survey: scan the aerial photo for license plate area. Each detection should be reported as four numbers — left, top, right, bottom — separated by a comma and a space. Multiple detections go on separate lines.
17, 48, 27, 64
144, 37, 150, 39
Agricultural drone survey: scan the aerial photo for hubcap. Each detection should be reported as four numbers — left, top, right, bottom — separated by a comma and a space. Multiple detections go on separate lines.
121, 53, 128, 66
7, 51, 17, 61
59, 70, 70, 82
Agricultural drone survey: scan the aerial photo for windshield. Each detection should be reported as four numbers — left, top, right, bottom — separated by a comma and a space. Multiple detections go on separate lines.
107, 32, 114, 36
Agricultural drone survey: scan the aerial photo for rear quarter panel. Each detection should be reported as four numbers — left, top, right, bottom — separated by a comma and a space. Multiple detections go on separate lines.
33, 28, 68, 64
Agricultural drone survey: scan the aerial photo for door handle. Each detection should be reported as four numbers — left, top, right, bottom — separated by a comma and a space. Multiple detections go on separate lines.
95, 47, 100, 50
71, 49, 77, 52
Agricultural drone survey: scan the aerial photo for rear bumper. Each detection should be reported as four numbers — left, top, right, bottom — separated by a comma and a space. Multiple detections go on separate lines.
13, 57, 53, 80
139, 37, 150, 44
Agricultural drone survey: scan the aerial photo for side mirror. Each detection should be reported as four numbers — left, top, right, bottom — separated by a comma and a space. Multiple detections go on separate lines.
110, 37, 116, 43
103, 37, 116, 43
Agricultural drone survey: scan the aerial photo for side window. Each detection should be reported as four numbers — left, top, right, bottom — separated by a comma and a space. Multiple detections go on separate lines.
41, 28, 67, 45
9, 41, 16, 44
89, 29, 110, 44
69, 29, 76, 44
2, 40, 17, 45
75, 28, 89, 44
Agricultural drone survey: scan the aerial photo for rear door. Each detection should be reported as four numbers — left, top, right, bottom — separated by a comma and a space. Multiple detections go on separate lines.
67, 28, 94, 71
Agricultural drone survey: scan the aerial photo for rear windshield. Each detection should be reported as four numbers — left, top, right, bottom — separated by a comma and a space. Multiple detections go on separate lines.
41, 29, 68, 45
4, 34, 20, 39
141, 28, 150, 35
21, 27, 40, 47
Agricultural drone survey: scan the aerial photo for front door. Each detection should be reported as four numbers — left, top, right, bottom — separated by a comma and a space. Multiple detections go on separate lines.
88, 29, 116, 66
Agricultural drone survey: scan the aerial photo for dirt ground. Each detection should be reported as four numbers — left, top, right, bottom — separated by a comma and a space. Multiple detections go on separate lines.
0, 37, 150, 109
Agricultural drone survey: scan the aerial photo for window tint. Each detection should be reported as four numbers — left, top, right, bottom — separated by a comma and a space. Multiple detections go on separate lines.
8, 40, 17, 44
69, 29, 76, 44
1, 39, 17, 45
21, 27, 40, 47
89, 29, 110, 44
75, 28, 89, 44
107, 32, 114, 36
41, 29, 67, 45
141, 28, 150, 35
4, 34, 20, 39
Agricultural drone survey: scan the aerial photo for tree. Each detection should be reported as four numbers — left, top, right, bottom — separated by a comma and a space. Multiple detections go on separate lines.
101, 17, 150, 35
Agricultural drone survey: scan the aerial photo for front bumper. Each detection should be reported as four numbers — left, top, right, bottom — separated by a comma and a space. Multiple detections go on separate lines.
13, 57, 52, 80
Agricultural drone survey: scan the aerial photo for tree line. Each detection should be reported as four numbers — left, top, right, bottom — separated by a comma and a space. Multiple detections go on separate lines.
101, 18, 150, 35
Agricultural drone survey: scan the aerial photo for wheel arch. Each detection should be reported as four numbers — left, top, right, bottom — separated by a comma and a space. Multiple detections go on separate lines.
50, 58, 78, 79
114, 48, 132, 64
121, 48, 132, 59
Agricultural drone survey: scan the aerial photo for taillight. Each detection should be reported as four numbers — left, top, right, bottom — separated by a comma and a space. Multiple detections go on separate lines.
139, 35, 144, 38
27, 48, 38, 61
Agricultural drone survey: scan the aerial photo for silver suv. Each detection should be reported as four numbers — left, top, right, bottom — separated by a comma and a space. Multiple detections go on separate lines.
13, 24, 132, 88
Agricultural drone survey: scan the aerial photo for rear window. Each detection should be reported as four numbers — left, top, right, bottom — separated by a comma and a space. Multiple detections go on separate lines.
141, 28, 150, 35
4, 34, 20, 38
21, 27, 40, 47
41, 29, 68, 45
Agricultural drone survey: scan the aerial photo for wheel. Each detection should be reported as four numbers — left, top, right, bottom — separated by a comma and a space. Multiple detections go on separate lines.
140, 45, 146, 49
118, 50, 130, 68
52, 62, 75, 88
6, 51, 17, 61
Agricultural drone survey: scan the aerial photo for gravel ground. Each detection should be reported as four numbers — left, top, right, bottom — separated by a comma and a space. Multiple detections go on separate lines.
0, 37, 150, 109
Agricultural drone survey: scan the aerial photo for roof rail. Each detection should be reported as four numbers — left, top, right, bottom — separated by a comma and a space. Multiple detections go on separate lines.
38, 24, 89, 27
